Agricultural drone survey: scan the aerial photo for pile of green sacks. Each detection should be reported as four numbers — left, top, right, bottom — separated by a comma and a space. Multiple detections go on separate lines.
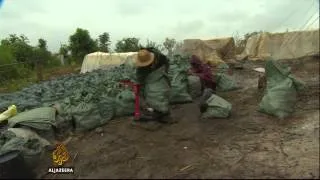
0, 64, 138, 133
0, 54, 195, 133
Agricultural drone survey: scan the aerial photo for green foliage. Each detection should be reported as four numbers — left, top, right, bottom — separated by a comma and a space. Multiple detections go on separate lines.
38, 38, 47, 49
0, 75, 37, 93
69, 28, 98, 62
115, 37, 140, 52
172, 41, 184, 55
163, 38, 176, 57
98, 32, 111, 52
144, 39, 163, 52
59, 44, 70, 65
59, 44, 69, 57
0, 45, 32, 81
1, 34, 34, 63
0, 45, 14, 65
0, 45, 18, 80
46, 54, 61, 68
34, 38, 52, 66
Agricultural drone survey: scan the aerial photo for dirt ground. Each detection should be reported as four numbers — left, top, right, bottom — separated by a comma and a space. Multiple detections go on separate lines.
39, 57, 319, 179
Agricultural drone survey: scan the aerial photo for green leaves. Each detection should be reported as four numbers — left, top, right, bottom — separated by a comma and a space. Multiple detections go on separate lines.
115, 37, 140, 53
163, 38, 176, 57
69, 28, 98, 62
98, 32, 111, 52
1, 34, 33, 63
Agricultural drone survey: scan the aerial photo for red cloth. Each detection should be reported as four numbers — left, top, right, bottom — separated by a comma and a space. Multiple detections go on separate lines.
190, 55, 216, 91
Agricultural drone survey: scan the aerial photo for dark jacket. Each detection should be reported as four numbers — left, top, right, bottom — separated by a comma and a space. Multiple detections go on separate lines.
136, 47, 169, 84
190, 55, 216, 91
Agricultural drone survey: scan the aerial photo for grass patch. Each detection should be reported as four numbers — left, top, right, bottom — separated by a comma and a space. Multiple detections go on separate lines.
0, 64, 81, 93
0, 74, 37, 93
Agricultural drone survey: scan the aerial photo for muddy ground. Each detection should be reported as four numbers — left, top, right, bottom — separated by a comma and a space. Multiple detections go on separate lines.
39, 57, 319, 179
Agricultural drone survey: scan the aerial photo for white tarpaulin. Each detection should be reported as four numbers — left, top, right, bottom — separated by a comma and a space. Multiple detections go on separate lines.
238, 29, 320, 61
80, 52, 137, 73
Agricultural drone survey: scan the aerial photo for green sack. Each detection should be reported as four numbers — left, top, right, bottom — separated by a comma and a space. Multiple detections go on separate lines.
216, 64, 239, 92
144, 66, 170, 113
216, 63, 230, 74
202, 94, 232, 119
8, 107, 57, 131
216, 73, 239, 92
168, 57, 192, 104
114, 89, 135, 117
258, 59, 305, 119
0, 130, 44, 169
60, 97, 115, 132
169, 71, 193, 104
187, 75, 202, 99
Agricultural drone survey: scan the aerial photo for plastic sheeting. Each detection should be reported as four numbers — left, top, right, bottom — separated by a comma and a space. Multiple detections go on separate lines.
182, 37, 236, 66
80, 51, 138, 73
238, 29, 320, 61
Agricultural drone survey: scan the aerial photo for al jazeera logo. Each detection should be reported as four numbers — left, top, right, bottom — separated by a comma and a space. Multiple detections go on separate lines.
48, 143, 74, 174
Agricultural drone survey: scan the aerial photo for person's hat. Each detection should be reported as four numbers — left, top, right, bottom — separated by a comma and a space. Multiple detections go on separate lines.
135, 49, 155, 67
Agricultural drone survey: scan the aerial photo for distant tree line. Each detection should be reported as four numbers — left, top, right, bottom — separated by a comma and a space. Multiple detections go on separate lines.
0, 27, 181, 81
0, 26, 259, 81
59, 28, 180, 64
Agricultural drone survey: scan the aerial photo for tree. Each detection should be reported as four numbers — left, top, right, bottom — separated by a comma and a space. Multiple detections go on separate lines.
115, 37, 140, 52
35, 38, 51, 63
69, 28, 98, 62
172, 41, 184, 55
0, 42, 32, 80
38, 38, 47, 50
98, 32, 111, 52
144, 39, 163, 52
0, 34, 33, 63
163, 38, 176, 57
233, 31, 245, 54
34, 39, 47, 81
0, 44, 20, 80
235, 31, 263, 54
59, 44, 69, 57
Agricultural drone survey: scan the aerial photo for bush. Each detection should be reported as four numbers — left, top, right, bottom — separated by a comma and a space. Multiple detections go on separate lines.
46, 56, 62, 68
0, 45, 20, 80
0, 45, 32, 81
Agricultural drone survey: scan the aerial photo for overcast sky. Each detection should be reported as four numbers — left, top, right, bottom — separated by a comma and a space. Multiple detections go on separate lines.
0, 0, 319, 52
